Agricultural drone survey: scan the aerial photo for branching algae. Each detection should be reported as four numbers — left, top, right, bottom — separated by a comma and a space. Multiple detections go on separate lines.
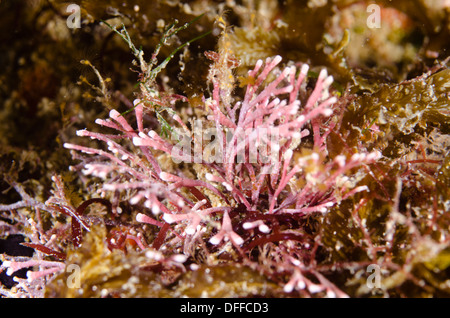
0, 0, 449, 298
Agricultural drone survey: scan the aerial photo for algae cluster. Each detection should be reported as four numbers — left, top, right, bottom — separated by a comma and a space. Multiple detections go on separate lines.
0, 0, 449, 298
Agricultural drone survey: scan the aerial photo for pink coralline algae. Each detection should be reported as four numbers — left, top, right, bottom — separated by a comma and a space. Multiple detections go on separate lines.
60, 55, 380, 296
